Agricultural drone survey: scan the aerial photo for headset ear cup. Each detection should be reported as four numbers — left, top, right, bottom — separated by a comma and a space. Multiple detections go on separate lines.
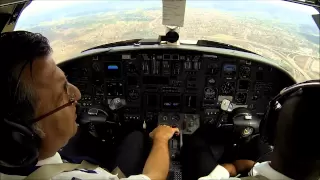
3, 118, 34, 137
0, 118, 39, 167
260, 108, 269, 143
261, 106, 279, 145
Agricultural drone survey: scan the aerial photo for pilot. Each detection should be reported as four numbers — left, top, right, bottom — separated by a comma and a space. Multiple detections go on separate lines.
0, 31, 179, 179
183, 84, 320, 180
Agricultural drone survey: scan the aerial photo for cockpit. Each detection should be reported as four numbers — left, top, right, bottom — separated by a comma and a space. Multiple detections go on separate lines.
0, 0, 319, 179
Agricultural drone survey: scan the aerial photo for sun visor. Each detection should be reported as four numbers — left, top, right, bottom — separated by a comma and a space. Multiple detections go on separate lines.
312, 14, 320, 30
0, 0, 31, 32
162, 0, 186, 27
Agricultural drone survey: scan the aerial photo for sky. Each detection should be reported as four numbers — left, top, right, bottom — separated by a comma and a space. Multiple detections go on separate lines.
20, 0, 161, 17
22, 0, 319, 16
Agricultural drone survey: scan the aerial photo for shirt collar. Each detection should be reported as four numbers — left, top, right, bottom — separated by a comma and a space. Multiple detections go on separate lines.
36, 153, 63, 166
250, 161, 293, 180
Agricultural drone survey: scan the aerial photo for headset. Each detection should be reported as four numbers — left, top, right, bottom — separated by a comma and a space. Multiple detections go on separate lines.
260, 79, 320, 146
0, 117, 40, 168
0, 103, 81, 169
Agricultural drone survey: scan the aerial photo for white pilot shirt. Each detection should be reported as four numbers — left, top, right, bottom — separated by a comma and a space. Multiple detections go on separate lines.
199, 161, 293, 180
0, 153, 150, 180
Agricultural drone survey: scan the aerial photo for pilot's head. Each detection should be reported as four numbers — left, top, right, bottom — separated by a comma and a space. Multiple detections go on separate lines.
1, 31, 81, 160
272, 87, 320, 180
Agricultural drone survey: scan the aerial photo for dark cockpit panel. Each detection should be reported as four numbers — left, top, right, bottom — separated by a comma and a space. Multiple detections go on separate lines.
59, 48, 295, 132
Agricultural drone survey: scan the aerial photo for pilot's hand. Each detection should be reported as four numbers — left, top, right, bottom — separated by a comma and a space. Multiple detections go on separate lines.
222, 163, 237, 177
232, 159, 255, 173
149, 125, 180, 142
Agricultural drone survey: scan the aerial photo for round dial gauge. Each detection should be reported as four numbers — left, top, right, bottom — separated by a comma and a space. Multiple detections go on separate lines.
240, 66, 251, 78
204, 87, 216, 99
221, 82, 235, 95
128, 89, 139, 100
92, 62, 101, 72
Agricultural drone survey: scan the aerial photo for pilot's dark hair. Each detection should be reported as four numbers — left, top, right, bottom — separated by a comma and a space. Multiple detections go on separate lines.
272, 87, 320, 180
0, 31, 52, 129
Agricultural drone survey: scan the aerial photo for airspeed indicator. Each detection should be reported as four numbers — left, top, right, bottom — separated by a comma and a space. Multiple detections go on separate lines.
204, 87, 216, 99
128, 89, 139, 100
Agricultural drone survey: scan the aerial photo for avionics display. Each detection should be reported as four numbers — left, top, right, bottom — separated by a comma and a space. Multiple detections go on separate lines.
223, 64, 236, 72
163, 95, 181, 109
105, 62, 122, 79
223, 64, 237, 78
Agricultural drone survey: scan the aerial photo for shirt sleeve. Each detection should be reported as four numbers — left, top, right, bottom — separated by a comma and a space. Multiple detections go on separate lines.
122, 174, 151, 180
199, 165, 230, 180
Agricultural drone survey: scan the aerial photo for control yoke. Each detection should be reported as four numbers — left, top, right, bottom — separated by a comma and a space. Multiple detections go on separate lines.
76, 98, 126, 126
217, 99, 260, 138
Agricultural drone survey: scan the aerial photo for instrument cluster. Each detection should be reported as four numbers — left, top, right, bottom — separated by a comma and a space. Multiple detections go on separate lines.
61, 49, 294, 133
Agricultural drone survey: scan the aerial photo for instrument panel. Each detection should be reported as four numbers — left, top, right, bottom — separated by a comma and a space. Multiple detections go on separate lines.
61, 48, 294, 132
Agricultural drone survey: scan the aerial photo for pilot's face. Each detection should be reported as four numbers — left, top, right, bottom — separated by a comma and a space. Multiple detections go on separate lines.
23, 55, 81, 152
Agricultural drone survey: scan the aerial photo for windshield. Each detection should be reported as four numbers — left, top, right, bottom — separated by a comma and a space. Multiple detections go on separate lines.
15, 0, 319, 82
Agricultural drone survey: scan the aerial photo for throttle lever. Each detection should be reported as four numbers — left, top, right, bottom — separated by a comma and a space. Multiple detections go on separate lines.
169, 128, 182, 160
174, 129, 183, 149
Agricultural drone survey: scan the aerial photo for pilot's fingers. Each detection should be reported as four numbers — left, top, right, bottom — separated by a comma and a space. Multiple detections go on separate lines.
172, 128, 180, 135
149, 126, 180, 140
